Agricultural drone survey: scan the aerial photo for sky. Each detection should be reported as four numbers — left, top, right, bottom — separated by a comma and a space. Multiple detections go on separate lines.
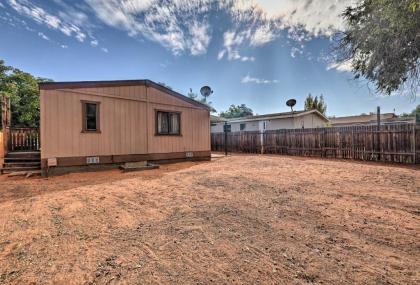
0, 0, 417, 117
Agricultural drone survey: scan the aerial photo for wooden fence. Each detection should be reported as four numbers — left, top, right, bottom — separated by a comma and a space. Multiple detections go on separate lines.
8, 128, 40, 152
211, 123, 420, 164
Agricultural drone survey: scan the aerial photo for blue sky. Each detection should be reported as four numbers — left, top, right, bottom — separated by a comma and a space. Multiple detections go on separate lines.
0, 0, 417, 116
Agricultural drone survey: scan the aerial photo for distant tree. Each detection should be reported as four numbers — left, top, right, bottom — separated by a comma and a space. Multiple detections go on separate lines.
219, 104, 254, 118
187, 88, 216, 113
400, 105, 420, 117
304, 94, 327, 115
412, 105, 420, 115
0, 59, 52, 127
337, 0, 419, 96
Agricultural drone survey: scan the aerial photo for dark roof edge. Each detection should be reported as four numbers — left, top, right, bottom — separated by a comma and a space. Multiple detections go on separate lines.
38, 79, 210, 110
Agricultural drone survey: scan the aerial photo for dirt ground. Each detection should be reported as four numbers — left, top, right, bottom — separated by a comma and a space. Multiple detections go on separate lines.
0, 155, 419, 285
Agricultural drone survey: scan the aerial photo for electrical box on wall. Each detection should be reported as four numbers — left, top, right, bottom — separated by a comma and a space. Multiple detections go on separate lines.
185, 152, 194, 158
86, 156, 100, 164
47, 158, 57, 167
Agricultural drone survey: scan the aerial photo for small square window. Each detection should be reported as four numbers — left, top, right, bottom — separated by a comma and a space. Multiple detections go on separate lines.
240, 123, 246, 131
82, 101, 100, 132
156, 111, 181, 135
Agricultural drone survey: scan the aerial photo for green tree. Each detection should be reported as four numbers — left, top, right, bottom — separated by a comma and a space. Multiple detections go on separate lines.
304, 94, 327, 115
400, 105, 420, 117
412, 105, 420, 115
0, 59, 51, 127
187, 88, 216, 113
219, 104, 254, 118
337, 0, 419, 96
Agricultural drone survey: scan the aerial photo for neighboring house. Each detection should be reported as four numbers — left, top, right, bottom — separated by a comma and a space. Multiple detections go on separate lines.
211, 109, 329, 133
330, 113, 415, 126
39, 80, 211, 175
210, 115, 226, 131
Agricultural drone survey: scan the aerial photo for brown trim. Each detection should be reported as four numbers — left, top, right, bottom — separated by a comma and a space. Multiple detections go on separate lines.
155, 109, 182, 136
39, 79, 210, 110
81, 100, 101, 133
41, 151, 211, 169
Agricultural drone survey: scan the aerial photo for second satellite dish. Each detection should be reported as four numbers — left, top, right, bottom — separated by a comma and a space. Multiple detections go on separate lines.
200, 86, 213, 98
286, 99, 296, 112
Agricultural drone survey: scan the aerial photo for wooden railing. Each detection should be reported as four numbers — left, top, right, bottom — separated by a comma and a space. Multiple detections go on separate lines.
8, 128, 40, 152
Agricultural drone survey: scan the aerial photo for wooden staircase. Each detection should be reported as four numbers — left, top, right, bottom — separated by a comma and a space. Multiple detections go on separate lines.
1, 151, 41, 174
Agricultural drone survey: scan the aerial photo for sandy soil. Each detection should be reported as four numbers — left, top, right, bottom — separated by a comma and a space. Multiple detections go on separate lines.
0, 155, 419, 284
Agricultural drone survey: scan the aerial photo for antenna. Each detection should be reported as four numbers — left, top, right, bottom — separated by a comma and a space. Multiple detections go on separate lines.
200, 86, 213, 99
286, 99, 297, 112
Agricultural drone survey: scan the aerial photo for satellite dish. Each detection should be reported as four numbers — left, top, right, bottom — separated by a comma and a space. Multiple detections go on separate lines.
286, 99, 297, 112
200, 86, 213, 98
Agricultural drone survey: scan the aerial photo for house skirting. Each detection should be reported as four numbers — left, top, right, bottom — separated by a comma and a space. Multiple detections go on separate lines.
41, 150, 211, 176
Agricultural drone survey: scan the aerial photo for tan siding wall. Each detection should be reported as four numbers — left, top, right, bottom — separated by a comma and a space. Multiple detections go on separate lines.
293, 113, 327, 129
267, 118, 295, 130
41, 85, 210, 159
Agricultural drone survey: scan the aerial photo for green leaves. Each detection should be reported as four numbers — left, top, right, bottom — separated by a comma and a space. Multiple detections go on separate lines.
219, 104, 254, 119
338, 0, 419, 96
0, 59, 50, 127
304, 94, 327, 115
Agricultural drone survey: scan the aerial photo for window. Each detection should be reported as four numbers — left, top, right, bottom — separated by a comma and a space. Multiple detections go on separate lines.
156, 111, 181, 135
82, 101, 100, 132
240, 123, 246, 131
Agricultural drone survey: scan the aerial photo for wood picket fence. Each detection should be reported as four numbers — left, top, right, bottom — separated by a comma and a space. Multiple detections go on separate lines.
211, 123, 420, 164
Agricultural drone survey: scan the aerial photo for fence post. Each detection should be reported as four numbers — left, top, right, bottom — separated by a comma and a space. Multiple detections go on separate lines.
224, 122, 228, 156
260, 131, 264, 154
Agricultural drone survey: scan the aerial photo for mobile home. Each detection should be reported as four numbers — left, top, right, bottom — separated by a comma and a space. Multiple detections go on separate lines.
39, 80, 211, 175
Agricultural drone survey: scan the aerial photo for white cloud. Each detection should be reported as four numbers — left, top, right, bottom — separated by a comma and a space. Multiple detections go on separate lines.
5, 0, 357, 59
290, 46, 304, 58
241, 75, 278, 84
37, 31, 49, 41
90, 39, 98, 47
7, 0, 88, 42
217, 50, 226, 60
86, 0, 212, 56
233, 0, 355, 37
241, 56, 255, 62
61, 44, 68, 48
218, 30, 256, 62
101, 47, 109, 53
250, 24, 276, 47
188, 21, 211, 56
327, 60, 353, 73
